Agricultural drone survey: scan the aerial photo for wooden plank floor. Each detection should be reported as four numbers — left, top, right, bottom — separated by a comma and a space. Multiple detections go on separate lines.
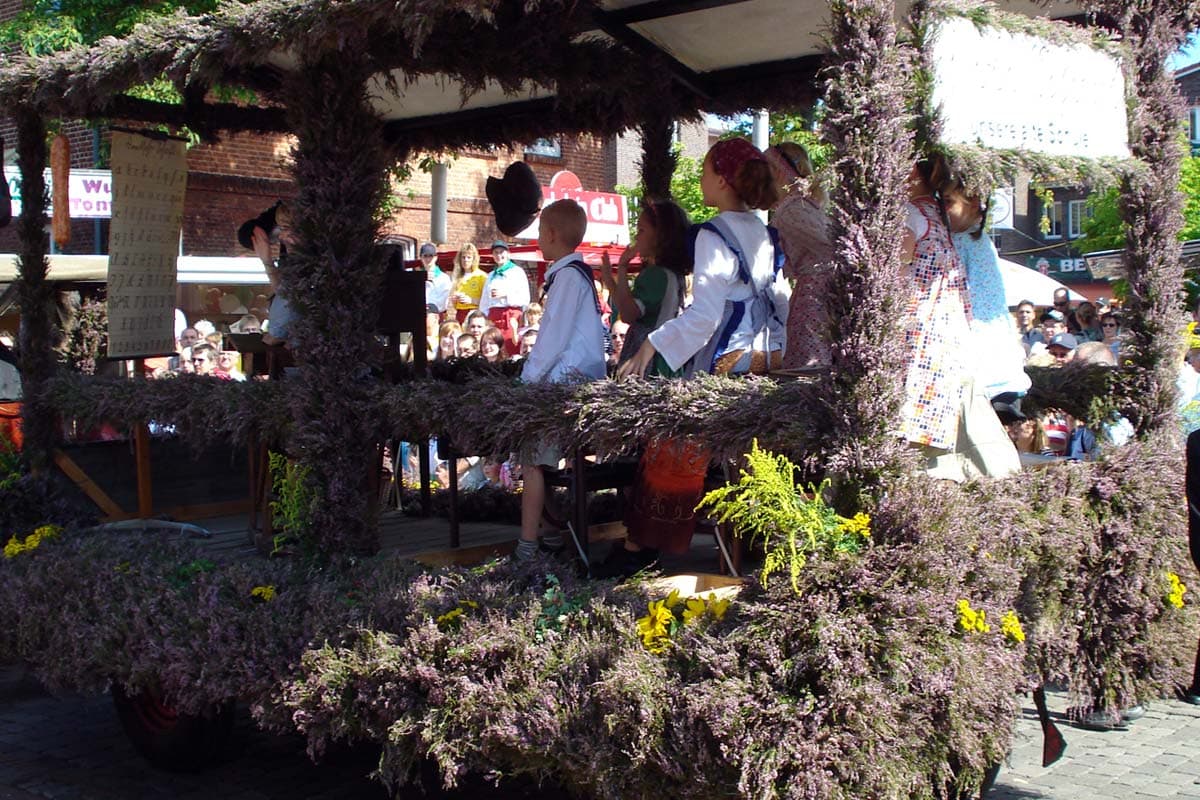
183, 509, 733, 575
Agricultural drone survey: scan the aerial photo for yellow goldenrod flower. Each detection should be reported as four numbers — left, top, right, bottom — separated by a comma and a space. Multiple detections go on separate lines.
3, 525, 60, 559
1001, 611, 1025, 644
839, 512, 872, 539
682, 597, 707, 625
956, 599, 989, 634
250, 585, 277, 602
1168, 573, 1187, 609
706, 593, 730, 622
436, 607, 464, 627
3, 535, 22, 559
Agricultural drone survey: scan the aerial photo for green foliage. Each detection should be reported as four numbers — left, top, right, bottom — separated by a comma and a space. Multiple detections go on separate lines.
698, 441, 871, 593
0, 428, 20, 494
731, 107, 832, 169
0, 1, 222, 54
616, 144, 715, 228
268, 451, 315, 557
1079, 156, 1200, 254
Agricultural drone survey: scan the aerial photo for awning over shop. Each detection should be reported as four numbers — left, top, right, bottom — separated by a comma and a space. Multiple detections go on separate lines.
0, 255, 269, 285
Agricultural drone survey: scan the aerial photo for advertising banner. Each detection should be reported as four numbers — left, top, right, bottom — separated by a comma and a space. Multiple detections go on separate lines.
4, 167, 113, 219
515, 170, 630, 245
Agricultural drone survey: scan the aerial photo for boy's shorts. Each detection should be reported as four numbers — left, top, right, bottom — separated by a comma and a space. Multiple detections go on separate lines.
522, 440, 563, 469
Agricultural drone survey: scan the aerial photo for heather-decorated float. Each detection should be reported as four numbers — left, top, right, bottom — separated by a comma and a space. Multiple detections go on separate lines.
1, 1, 1198, 798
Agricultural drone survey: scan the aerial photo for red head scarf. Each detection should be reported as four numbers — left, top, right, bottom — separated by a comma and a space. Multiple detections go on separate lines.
708, 137, 766, 185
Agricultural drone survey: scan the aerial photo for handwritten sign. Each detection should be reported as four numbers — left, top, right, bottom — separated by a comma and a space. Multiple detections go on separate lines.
931, 17, 1130, 159
106, 132, 188, 359
4, 167, 113, 219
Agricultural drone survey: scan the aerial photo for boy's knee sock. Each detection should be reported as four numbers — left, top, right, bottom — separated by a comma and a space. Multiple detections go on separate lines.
515, 538, 539, 562
541, 530, 564, 550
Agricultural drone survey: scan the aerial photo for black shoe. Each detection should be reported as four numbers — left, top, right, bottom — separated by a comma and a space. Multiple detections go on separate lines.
592, 544, 659, 579
1072, 709, 1129, 732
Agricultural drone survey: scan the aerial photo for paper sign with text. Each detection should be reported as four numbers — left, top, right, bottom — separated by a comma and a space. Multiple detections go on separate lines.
105, 132, 188, 359
931, 17, 1129, 159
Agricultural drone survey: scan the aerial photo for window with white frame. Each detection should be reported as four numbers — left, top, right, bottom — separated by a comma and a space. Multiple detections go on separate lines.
1068, 199, 1090, 238
1044, 199, 1063, 239
524, 137, 561, 158
1191, 107, 1200, 146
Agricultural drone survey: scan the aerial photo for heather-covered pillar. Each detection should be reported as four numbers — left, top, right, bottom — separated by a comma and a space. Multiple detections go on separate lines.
14, 107, 57, 471
639, 113, 677, 200
821, 0, 915, 493
1094, 0, 1190, 434
279, 54, 392, 555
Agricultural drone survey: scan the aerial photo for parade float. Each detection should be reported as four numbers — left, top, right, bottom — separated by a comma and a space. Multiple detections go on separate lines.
0, 1, 1198, 797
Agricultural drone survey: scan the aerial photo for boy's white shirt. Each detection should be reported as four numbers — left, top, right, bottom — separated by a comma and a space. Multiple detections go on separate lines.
520, 253, 607, 384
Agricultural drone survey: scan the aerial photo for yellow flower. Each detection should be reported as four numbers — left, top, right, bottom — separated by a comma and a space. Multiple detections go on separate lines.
635, 600, 674, 651
3, 525, 60, 559
436, 607, 464, 627
1168, 572, 1187, 609
664, 589, 683, 609
460, 599, 479, 609
3, 535, 22, 559
250, 585, 277, 602
956, 599, 990, 634
839, 512, 872, 539
706, 593, 730, 622
682, 597, 707, 625
1000, 611, 1025, 644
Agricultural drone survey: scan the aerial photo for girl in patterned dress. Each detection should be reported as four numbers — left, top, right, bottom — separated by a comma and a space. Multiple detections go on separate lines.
765, 142, 834, 369
900, 159, 975, 459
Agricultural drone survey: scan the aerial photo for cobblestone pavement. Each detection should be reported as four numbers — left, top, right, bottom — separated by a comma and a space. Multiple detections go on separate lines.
3, 669, 1200, 799
993, 690, 1200, 799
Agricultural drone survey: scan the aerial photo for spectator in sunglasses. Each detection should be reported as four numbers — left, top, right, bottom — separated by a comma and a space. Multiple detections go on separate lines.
1052, 287, 1081, 334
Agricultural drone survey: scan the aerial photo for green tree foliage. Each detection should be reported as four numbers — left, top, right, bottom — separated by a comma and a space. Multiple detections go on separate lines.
0, 1, 226, 105
615, 144, 716, 228
731, 107, 832, 169
1078, 156, 1200, 253
0, 0, 222, 55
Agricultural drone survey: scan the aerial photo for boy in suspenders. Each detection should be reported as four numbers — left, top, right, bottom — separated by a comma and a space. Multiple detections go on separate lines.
514, 200, 607, 561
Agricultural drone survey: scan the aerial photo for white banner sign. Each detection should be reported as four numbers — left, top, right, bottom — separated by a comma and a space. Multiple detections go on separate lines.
931, 17, 1130, 159
3, 167, 113, 219
105, 133, 188, 359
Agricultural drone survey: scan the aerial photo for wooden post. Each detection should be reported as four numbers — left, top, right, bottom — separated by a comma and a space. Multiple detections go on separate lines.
134, 422, 153, 518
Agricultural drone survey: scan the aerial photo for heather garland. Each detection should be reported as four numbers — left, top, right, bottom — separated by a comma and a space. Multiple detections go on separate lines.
820, 0, 917, 493
0, 435, 1192, 798
1085, 0, 1193, 435
14, 107, 56, 470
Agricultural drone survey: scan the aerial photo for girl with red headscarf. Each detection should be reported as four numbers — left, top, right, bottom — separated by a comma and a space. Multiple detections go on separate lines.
604, 138, 788, 576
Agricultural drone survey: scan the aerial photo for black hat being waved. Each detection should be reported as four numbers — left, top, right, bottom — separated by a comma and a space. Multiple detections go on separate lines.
486, 161, 542, 237
237, 200, 282, 251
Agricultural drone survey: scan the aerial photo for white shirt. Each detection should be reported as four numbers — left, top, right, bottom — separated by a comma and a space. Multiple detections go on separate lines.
478, 261, 532, 315
520, 255, 607, 384
648, 210, 789, 372
425, 267, 452, 313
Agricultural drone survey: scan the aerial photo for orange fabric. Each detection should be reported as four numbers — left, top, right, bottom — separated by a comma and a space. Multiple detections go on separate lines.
625, 437, 711, 554
0, 402, 22, 452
